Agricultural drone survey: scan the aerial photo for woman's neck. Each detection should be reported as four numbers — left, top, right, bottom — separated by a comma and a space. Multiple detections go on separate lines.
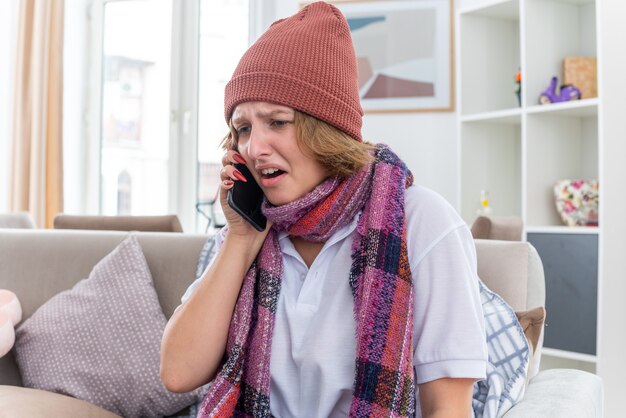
289, 236, 325, 268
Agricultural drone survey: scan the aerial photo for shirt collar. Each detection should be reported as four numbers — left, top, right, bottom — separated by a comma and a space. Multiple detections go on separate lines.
278, 211, 362, 255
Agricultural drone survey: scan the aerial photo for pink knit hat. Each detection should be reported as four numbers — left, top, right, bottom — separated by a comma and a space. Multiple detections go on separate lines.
224, 1, 363, 142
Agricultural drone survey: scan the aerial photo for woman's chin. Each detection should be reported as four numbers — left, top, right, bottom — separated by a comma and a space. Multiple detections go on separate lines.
265, 190, 308, 207
264, 179, 328, 206
265, 194, 291, 207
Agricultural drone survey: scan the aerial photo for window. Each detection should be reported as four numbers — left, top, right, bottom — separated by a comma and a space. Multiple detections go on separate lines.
117, 170, 132, 215
99, 0, 173, 217
87, 0, 249, 231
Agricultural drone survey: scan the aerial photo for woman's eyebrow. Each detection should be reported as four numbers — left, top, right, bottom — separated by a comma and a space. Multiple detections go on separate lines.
258, 109, 294, 119
232, 109, 294, 125
231, 115, 246, 126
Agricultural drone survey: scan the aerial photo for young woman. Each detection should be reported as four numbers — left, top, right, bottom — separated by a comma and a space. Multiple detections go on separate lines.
160, 3, 487, 417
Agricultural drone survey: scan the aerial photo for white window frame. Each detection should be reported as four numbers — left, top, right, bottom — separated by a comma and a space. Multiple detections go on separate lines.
169, 0, 200, 231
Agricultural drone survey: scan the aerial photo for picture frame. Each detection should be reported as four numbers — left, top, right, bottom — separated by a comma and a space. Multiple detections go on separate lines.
308, 0, 454, 113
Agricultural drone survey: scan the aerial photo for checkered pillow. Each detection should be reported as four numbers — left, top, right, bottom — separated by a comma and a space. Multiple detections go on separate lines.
472, 280, 530, 418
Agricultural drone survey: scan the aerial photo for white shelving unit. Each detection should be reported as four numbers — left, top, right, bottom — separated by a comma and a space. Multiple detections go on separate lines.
457, 0, 600, 373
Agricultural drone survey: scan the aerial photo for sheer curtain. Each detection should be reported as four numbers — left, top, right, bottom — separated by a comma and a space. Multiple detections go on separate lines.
0, 0, 19, 213
9, 0, 64, 228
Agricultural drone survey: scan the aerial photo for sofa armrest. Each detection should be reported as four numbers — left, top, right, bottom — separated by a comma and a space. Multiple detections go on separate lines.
0, 353, 22, 386
504, 369, 603, 418
0, 386, 120, 418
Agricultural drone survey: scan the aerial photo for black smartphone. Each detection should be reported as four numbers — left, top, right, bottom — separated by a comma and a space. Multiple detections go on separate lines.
227, 163, 267, 232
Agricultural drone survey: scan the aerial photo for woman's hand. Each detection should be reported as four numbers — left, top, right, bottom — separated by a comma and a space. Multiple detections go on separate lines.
219, 149, 271, 238
161, 149, 271, 393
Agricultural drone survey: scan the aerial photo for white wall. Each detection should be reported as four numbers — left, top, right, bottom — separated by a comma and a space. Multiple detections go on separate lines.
0, 0, 19, 213
363, 113, 457, 204
269, 0, 459, 205
597, 1, 626, 416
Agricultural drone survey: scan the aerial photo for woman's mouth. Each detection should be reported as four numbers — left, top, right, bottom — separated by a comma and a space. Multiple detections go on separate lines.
259, 167, 286, 188
260, 168, 285, 179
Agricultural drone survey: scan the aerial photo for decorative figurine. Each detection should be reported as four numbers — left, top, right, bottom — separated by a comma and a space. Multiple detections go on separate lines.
539, 76, 582, 104
477, 190, 493, 216
515, 69, 521, 107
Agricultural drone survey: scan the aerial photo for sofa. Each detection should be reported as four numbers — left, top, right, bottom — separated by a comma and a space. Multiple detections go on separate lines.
0, 213, 35, 229
0, 229, 603, 417
470, 216, 523, 241
52, 214, 184, 232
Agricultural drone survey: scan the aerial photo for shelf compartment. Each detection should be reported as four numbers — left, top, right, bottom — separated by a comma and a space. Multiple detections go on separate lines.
524, 0, 597, 106
525, 225, 599, 235
526, 112, 598, 226
460, 121, 521, 223
459, 0, 520, 115
542, 347, 597, 364
461, 108, 521, 124
550, 0, 595, 5
527, 232, 598, 356
526, 98, 598, 117
459, 0, 519, 18
540, 349, 596, 374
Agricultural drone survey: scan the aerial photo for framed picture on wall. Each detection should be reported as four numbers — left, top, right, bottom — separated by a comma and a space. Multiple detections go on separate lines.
312, 0, 454, 113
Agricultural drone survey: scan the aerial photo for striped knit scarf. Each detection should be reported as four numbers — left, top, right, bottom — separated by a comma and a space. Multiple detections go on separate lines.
198, 144, 415, 417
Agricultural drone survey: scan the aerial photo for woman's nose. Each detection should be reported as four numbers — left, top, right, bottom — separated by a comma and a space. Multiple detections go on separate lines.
247, 127, 271, 159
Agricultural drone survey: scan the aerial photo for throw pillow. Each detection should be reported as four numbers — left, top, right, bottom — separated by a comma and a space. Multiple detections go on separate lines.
473, 280, 530, 418
195, 234, 218, 280
14, 235, 199, 418
515, 306, 546, 355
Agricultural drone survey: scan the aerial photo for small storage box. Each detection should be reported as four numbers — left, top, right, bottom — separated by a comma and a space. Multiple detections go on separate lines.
563, 56, 597, 99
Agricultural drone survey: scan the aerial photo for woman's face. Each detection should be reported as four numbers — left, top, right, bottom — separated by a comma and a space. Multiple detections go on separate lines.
231, 102, 328, 206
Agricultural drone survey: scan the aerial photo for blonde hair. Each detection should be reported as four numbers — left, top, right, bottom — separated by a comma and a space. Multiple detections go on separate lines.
223, 110, 373, 177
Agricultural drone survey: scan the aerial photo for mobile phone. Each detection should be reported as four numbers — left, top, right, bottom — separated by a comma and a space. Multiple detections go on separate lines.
227, 163, 267, 232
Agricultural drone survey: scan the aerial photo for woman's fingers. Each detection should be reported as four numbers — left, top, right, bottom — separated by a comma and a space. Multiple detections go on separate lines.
232, 152, 247, 165
222, 150, 246, 166
220, 165, 248, 183
221, 152, 231, 167
220, 150, 249, 184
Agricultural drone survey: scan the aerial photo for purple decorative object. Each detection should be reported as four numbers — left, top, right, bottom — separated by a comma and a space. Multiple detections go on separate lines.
539, 76, 582, 104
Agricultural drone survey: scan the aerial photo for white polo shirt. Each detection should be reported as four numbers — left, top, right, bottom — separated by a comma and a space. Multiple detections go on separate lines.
182, 185, 488, 417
